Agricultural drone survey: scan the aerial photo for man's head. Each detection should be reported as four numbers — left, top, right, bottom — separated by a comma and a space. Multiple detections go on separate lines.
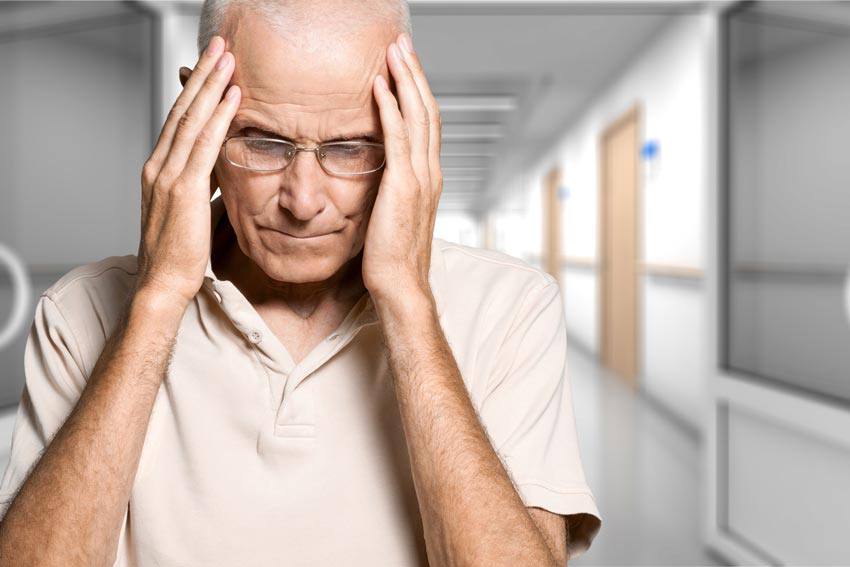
196, 0, 411, 285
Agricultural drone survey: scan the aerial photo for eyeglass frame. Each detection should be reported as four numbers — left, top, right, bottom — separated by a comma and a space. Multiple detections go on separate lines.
220, 135, 386, 176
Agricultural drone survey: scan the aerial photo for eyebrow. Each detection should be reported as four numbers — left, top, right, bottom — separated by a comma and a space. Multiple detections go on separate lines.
230, 118, 382, 144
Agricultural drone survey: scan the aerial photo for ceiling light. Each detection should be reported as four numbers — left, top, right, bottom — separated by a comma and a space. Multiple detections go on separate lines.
441, 123, 503, 142
436, 95, 517, 112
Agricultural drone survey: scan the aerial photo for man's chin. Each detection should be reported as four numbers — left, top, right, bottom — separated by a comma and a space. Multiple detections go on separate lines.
260, 254, 350, 285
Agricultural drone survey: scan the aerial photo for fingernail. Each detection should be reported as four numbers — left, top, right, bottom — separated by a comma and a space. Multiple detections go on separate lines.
375, 74, 387, 90
388, 42, 402, 63
399, 33, 414, 54
206, 36, 224, 57
226, 85, 240, 101
215, 52, 231, 71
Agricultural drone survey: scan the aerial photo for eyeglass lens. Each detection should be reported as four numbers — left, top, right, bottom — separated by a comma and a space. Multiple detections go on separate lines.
225, 138, 385, 174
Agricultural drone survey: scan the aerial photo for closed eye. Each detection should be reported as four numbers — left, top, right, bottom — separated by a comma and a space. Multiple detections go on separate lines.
232, 124, 380, 144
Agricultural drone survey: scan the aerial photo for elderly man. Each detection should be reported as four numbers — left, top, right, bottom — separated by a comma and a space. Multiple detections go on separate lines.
0, 0, 600, 565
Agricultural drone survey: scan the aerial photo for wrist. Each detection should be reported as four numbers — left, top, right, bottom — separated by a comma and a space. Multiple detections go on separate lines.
373, 286, 437, 329
130, 286, 191, 323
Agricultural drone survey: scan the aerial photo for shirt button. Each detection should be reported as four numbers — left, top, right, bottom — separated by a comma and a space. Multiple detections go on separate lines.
212, 290, 223, 303
248, 330, 263, 344
328, 333, 339, 341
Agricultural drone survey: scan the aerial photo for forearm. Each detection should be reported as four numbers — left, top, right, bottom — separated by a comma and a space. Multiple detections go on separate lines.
0, 289, 187, 567
376, 293, 557, 567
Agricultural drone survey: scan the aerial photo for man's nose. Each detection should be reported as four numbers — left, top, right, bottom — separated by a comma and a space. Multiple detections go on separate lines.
278, 150, 327, 221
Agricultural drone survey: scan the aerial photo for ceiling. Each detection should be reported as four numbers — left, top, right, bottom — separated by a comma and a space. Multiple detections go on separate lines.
0, 1, 152, 63
730, 2, 850, 68
406, 2, 701, 212
0, 1, 136, 36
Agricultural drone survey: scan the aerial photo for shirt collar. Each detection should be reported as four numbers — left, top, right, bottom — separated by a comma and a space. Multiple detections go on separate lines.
203, 195, 448, 319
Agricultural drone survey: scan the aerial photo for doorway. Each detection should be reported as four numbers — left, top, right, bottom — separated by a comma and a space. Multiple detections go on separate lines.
599, 103, 641, 388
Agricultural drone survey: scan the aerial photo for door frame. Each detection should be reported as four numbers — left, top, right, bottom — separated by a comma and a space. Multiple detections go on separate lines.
543, 166, 562, 285
598, 102, 643, 389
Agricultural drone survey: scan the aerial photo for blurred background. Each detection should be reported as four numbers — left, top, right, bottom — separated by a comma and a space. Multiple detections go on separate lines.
1, 0, 849, 564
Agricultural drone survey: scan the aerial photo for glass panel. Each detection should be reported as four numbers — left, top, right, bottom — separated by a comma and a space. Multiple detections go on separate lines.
726, 3, 850, 402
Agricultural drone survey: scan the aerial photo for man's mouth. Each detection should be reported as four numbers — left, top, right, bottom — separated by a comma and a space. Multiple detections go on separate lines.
265, 227, 340, 239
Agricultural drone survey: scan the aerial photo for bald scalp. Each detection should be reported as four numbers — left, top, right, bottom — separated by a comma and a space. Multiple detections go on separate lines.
197, 0, 412, 56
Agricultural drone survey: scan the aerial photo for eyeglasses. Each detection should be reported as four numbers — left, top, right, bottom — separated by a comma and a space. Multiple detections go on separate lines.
222, 136, 386, 176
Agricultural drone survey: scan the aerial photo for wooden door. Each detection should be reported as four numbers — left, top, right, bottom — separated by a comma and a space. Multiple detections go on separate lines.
543, 166, 561, 284
599, 104, 641, 387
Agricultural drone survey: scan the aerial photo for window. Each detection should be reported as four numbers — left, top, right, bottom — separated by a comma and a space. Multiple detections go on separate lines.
723, 2, 850, 404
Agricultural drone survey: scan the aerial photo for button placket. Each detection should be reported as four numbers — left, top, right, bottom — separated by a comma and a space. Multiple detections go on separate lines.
277, 321, 351, 430
219, 289, 376, 434
280, 318, 378, 404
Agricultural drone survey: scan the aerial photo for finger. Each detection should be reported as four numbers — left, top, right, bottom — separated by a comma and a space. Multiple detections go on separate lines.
181, 66, 229, 104
182, 85, 241, 184
387, 41, 430, 187
397, 34, 442, 183
158, 51, 235, 182
210, 168, 220, 198
373, 74, 414, 178
147, 36, 226, 170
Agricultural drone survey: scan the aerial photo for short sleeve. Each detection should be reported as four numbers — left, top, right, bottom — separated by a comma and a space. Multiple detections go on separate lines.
478, 280, 602, 561
0, 293, 88, 521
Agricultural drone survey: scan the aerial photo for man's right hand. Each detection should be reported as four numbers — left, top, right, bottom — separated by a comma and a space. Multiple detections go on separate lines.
136, 35, 240, 308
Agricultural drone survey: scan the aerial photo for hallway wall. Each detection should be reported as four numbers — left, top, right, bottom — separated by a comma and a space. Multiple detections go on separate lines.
490, 14, 714, 433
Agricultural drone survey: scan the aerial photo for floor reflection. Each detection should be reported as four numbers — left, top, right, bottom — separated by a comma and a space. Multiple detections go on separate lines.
568, 344, 726, 565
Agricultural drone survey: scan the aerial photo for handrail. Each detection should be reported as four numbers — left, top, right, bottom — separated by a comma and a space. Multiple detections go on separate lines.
732, 262, 847, 280
561, 256, 705, 280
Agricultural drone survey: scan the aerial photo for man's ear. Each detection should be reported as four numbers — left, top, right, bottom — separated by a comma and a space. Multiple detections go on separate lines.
179, 66, 191, 87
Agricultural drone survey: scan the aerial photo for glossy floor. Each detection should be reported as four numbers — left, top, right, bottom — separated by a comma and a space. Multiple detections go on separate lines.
567, 345, 726, 566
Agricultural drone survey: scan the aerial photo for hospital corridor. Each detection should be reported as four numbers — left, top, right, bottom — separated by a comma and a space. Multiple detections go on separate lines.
0, 1, 848, 565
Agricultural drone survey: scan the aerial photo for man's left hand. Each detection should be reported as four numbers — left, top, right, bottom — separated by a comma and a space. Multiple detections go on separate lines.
362, 32, 443, 307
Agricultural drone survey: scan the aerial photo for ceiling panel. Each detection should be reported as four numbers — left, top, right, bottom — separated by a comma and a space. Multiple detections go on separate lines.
410, 2, 697, 212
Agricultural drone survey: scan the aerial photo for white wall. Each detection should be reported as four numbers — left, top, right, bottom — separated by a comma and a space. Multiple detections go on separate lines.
487, 168, 546, 272
433, 211, 482, 247
489, 14, 714, 432
157, 10, 203, 126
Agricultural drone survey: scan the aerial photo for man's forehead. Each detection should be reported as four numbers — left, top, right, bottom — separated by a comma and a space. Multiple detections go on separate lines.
228, 68, 383, 141
223, 10, 393, 142
226, 9, 391, 99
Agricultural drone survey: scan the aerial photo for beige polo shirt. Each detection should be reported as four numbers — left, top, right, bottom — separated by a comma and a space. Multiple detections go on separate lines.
0, 195, 601, 566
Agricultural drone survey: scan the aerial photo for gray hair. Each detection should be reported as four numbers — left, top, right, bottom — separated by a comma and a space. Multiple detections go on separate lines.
197, 0, 413, 56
